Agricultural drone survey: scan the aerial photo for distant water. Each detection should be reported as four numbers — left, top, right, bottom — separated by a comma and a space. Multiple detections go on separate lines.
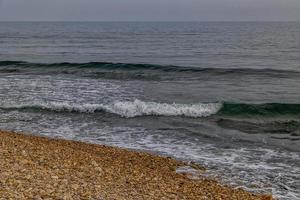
0, 22, 299, 199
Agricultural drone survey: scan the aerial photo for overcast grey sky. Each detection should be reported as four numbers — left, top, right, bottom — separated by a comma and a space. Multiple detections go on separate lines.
0, 0, 300, 21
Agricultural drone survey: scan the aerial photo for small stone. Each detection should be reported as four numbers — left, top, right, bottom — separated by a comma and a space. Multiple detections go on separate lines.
95, 167, 102, 172
71, 184, 80, 190
91, 160, 98, 167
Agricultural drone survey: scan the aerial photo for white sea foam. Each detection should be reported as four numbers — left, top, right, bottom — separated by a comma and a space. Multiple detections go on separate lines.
2, 99, 222, 118
102, 99, 222, 117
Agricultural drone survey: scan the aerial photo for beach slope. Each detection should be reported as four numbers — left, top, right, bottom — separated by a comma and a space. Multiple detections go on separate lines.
0, 131, 271, 199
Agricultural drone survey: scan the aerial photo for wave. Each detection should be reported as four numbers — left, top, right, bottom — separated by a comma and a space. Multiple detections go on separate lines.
1, 100, 300, 118
0, 100, 222, 118
219, 102, 300, 117
0, 61, 299, 78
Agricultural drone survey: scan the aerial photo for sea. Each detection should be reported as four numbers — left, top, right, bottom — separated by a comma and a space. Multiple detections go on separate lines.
0, 22, 299, 199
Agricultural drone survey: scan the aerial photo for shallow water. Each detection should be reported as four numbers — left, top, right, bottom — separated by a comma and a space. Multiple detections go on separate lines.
0, 22, 299, 199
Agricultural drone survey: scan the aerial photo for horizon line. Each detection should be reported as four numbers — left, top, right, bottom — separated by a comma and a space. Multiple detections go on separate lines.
0, 20, 300, 23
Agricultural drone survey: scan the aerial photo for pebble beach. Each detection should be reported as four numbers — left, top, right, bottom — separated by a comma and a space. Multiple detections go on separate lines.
0, 130, 272, 199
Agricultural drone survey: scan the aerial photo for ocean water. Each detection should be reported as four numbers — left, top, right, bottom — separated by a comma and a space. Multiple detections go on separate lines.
0, 22, 299, 199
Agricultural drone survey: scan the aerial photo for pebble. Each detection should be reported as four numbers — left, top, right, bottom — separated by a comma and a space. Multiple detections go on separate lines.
0, 130, 272, 200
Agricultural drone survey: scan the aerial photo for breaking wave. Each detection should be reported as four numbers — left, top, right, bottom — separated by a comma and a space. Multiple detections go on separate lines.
1, 100, 300, 118
0, 100, 222, 118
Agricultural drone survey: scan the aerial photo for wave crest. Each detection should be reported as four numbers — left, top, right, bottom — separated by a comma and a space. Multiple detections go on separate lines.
1, 100, 222, 118
103, 100, 221, 117
0, 61, 299, 77
2, 100, 300, 118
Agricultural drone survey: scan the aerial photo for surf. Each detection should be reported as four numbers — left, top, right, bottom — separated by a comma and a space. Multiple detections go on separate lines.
1, 100, 300, 118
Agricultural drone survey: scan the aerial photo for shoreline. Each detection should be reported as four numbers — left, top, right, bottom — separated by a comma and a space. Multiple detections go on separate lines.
0, 130, 272, 199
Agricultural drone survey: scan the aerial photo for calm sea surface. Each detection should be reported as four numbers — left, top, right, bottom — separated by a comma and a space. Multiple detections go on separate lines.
0, 22, 299, 199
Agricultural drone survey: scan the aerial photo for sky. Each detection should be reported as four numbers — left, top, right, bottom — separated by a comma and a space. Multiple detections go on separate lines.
0, 0, 300, 21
